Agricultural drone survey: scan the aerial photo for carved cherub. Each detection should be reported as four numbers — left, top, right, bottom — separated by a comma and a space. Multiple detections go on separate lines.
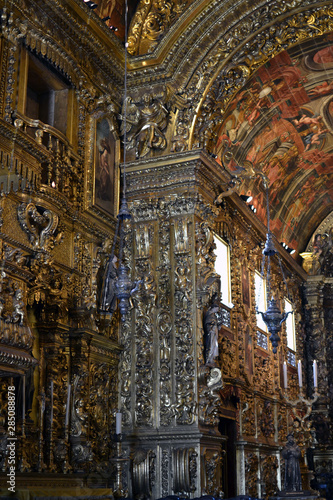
12, 288, 25, 325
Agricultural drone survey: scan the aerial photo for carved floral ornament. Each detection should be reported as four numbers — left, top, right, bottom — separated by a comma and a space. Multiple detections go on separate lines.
17, 202, 60, 252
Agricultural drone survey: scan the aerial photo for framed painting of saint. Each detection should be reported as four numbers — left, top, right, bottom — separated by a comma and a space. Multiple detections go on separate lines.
93, 116, 118, 217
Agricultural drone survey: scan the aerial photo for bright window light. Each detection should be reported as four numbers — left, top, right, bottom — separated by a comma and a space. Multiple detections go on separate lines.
285, 298, 295, 351
255, 271, 267, 332
214, 234, 232, 307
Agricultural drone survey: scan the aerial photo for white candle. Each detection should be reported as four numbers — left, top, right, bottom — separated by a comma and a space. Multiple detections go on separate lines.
116, 411, 122, 434
22, 375, 25, 421
283, 361, 288, 389
298, 360, 303, 388
65, 384, 71, 427
50, 380, 54, 426
313, 360, 318, 388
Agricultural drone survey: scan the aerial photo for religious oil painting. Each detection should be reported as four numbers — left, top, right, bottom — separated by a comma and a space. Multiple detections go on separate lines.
213, 36, 333, 252
94, 116, 116, 216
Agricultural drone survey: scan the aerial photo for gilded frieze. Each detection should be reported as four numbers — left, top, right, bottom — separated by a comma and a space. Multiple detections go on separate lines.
2, 1, 123, 93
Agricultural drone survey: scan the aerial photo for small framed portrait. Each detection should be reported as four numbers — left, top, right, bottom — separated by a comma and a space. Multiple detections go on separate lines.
93, 115, 118, 216
242, 264, 251, 309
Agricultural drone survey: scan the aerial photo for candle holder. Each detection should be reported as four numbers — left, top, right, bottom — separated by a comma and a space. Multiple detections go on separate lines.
110, 433, 128, 498
37, 389, 47, 472
62, 422, 72, 474
281, 359, 319, 443
280, 380, 319, 460
48, 380, 57, 472
280, 384, 319, 493
48, 417, 57, 472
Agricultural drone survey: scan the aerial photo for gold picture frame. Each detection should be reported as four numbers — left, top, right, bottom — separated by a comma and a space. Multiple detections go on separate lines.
86, 112, 120, 219
93, 115, 119, 217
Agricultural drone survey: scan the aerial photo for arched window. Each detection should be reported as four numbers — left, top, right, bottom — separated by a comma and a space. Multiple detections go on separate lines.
213, 234, 232, 307
285, 298, 296, 351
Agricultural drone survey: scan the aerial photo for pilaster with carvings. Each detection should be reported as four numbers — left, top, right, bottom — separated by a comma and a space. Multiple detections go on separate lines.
133, 221, 157, 428
303, 277, 331, 441
174, 214, 196, 426
157, 216, 173, 428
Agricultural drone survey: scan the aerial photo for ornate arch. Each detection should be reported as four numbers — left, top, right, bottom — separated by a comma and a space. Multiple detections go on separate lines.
168, 2, 333, 152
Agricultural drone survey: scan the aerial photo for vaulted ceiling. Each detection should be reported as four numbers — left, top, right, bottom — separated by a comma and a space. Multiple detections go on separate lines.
91, 0, 333, 258
212, 36, 333, 255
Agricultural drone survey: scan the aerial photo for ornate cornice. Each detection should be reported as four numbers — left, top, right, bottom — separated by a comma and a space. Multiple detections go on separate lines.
124, 150, 228, 201
126, 0, 332, 84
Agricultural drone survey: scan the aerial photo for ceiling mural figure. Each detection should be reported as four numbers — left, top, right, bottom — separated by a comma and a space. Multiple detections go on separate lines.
212, 36, 333, 253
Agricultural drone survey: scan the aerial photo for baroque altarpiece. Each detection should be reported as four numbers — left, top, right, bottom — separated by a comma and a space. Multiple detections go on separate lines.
0, 0, 333, 498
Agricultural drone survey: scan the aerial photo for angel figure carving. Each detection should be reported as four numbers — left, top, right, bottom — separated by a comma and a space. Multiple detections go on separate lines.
214, 141, 268, 203
13, 288, 25, 325
120, 93, 168, 158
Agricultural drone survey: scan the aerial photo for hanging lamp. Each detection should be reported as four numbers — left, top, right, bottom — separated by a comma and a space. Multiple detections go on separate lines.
256, 187, 293, 353
99, 0, 137, 323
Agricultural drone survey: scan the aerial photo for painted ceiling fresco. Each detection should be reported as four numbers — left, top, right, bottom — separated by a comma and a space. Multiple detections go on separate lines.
213, 35, 333, 254
91, 0, 139, 40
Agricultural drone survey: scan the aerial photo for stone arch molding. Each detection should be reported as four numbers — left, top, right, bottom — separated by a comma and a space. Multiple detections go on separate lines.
169, 1, 333, 153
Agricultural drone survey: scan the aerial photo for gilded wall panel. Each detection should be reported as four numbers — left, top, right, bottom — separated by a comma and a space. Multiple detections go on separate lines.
2, 197, 28, 246
158, 218, 173, 427
257, 399, 275, 440
161, 448, 170, 497
245, 451, 259, 497
131, 221, 156, 427
220, 334, 236, 379
241, 394, 256, 438
174, 216, 196, 426
261, 454, 278, 497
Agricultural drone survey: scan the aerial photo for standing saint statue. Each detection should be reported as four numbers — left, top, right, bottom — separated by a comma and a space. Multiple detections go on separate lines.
282, 433, 302, 492
203, 293, 223, 367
